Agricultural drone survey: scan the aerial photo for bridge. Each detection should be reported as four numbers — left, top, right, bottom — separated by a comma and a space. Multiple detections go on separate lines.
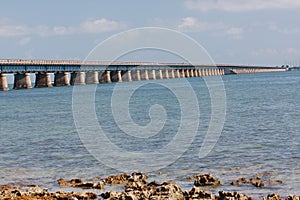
0, 59, 287, 91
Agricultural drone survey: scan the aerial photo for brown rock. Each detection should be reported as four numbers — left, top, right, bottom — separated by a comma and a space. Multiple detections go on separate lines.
103, 172, 149, 185
286, 195, 300, 200
193, 174, 222, 187
231, 177, 249, 185
250, 178, 264, 187
218, 191, 252, 200
57, 178, 104, 189
263, 193, 281, 200
104, 173, 129, 185
0, 185, 98, 200
187, 186, 216, 199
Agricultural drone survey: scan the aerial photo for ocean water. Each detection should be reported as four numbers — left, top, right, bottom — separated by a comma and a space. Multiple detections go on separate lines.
0, 71, 299, 198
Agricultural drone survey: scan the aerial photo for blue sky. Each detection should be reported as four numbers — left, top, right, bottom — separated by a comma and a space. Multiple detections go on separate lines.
1, 0, 300, 66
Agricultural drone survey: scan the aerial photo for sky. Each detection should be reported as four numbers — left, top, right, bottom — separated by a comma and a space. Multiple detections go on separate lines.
1, 0, 300, 66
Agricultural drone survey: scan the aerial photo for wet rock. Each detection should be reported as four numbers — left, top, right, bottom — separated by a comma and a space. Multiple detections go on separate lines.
0, 185, 98, 200
128, 172, 149, 183
286, 195, 300, 200
218, 191, 252, 200
249, 177, 264, 187
102, 181, 184, 200
104, 173, 130, 185
187, 186, 216, 199
231, 176, 282, 188
231, 177, 249, 185
57, 178, 104, 189
263, 193, 281, 200
192, 174, 222, 187
103, 172, 149, 185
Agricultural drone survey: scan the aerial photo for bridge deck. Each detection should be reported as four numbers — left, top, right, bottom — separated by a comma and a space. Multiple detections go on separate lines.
0, 59, 284, 73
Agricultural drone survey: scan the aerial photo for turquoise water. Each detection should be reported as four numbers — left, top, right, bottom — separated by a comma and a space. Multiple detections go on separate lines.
0, 71, 299, 198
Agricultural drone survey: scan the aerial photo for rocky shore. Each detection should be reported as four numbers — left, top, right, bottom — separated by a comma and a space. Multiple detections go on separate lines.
1, 172, 299, 200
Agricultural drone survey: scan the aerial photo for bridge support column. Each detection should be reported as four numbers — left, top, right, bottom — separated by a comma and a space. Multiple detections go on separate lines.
190, 69, 194, 77
198, 69, 202, 76
194, 69, 198, 77
185, 69, 190, 77
13, 73, 32, 89
143, 69, 149, 80
85, 71, 99, 84
54, 72, 70, 86
221, 68, 225, 75
214, 68, 218, 76
0, 74, 9, 91
159, 69, 163, 79
117, 70, 122, 82
176, 69, 181, 78
151, 69, 156, 80
170, 69, 175, 78
105, 71, 112, 83
70, 72, 86, 85
164, 69, 169, 79
135, 70, 141, 81
204, 69, 208, 76
181, 69, 185, 78
127, 70, 132, 82
35, 72, 52, 88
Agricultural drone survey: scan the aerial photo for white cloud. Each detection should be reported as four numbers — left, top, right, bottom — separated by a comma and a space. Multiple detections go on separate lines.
184, 0, 300, 12
0, 18, 126, 37
80, 18, 126, 33
18, 37, 31, 46
285, 47, 300, 55
178, 17, 227, 32
269, 23, 300, 34
177, 17, 243, 39
251, 48, 279, 56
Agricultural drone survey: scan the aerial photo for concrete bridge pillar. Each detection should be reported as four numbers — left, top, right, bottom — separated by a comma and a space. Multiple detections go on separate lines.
190, 69, 194, 77
170, 69, 175, 78
127, 70, 132, 82
205, 69, 209, 76
54, 72, 70, 86
0, 74, 9, 91
159, 69, 163, 79
185, 69, 190, 77
85, 71, 99, 84
143, 69, 149, 80
13, 73, 32, 89
70, 72, 86, 85
151, 69, 156, 80
181, 69, 185, 78
35, 72, 52, 88
221, 68, 225, 75
176, 69, 181, 78
194, 69, 198, 77
198, 69, 202, 76
105, 71, 112, 83
136, 70, 141, 81
117, 70, 122, 82
164, 69, 169, 79
211, 69, 215, 76
206, 69, 210, 76
215, 68, 219, 76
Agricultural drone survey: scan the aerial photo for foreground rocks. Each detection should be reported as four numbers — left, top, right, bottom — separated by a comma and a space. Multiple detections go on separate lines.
231, 176, 283, 188
0, 185, 98, 200
1, 172, 299, 200
189, 174, 222, 187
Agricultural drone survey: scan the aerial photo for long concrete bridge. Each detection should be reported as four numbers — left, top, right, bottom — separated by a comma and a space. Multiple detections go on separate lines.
0, 59, 287, 91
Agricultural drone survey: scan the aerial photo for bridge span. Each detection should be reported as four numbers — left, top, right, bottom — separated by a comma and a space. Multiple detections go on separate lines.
0, 59, 287, 91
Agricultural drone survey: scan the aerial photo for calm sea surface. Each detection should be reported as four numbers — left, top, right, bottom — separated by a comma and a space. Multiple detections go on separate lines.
0, 71, 299, 198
